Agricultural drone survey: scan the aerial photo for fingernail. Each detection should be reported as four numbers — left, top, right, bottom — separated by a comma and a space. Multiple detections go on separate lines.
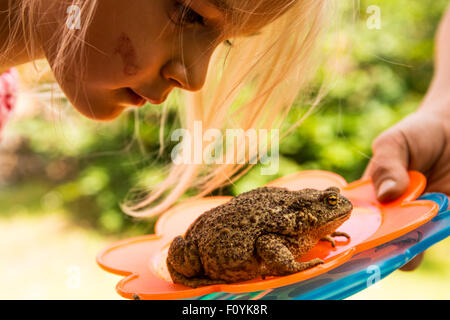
377, 179, 397, 199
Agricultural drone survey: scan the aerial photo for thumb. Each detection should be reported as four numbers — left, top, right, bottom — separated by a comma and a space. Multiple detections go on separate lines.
366, 129, 411, 202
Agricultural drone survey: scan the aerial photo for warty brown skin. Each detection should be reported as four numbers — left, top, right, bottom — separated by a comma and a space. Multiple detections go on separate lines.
166, 186, 353, 288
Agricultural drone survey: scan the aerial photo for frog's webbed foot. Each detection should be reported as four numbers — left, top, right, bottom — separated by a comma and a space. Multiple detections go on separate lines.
320, 232, 351, 248
256, 234, 324, 276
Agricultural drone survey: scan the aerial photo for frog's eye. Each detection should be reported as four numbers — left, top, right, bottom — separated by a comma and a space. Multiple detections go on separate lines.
326, 195, 338, 206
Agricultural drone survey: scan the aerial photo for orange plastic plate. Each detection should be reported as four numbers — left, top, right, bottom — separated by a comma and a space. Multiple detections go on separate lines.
97, 170, 439, 300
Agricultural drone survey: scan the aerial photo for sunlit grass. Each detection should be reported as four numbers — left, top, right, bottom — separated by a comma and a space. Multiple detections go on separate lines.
0, 212, 122, 299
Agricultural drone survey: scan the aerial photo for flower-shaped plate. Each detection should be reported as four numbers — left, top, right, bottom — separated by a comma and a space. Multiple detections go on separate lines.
97, 170, 438, 300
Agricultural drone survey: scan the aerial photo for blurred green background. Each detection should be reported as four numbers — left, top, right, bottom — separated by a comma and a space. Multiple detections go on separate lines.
0, 0, 449, 299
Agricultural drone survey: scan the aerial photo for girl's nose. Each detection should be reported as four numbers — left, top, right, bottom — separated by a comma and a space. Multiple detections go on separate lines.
160, 61, 191, 90
160, 45, 214, 92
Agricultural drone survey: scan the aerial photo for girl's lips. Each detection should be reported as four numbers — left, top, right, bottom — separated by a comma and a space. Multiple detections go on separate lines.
147, 98, 165, 104
125, 88, 146, 107
132, 88, 170, 105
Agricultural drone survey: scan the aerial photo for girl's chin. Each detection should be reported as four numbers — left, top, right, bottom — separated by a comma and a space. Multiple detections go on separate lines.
74, 105, 127, 121
68, 88, 147, 121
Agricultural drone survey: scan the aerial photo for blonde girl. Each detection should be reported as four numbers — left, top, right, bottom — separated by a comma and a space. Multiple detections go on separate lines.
0, 0, 330, 217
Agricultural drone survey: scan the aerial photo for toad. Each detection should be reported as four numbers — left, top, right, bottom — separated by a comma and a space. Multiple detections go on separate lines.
166, 186, 353, 288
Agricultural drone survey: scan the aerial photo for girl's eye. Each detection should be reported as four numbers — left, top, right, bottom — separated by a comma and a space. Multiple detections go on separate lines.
170, 1, 206, 26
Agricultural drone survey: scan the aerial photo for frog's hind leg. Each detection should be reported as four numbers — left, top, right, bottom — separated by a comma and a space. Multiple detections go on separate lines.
167, 236, 203, 278
256, 234, 323, 277
166, 262, 226, 288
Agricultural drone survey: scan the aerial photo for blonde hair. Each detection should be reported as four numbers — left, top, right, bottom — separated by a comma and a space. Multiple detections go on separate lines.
2, 0, 333, 218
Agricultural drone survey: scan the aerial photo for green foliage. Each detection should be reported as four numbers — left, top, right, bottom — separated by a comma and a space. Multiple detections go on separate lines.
234, 0, 448, 193
1, 0, 449, 236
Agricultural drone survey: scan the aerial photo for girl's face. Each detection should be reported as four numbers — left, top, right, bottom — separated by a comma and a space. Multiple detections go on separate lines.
40, 0, 293, 120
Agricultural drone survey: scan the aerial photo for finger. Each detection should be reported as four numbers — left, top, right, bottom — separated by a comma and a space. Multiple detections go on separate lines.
400, 252, 424, 271
368, 129, 411, 202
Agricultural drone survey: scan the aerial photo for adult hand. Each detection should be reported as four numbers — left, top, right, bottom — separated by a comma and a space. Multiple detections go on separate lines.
364, 4, 450, 272
364, 110, 450, 271
364, 110, 450, 202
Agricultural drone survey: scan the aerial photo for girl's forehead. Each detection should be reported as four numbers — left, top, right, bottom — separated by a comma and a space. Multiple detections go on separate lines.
208, 0, 296, 35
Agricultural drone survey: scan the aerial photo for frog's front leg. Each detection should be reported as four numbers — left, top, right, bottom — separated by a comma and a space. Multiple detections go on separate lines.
256, 234, 323, 276
320, 231, 351, 248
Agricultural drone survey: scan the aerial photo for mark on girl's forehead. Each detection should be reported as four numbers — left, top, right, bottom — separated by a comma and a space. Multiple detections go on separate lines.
114, 33, 139, 76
